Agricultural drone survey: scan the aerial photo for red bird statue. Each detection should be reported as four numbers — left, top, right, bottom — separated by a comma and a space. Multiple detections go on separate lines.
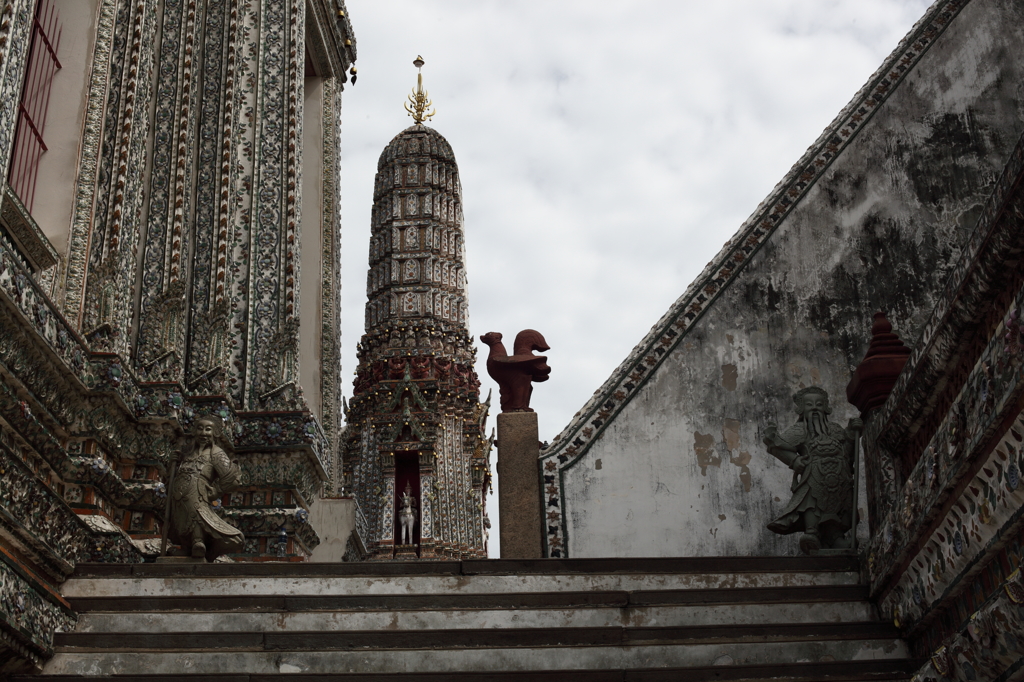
479, 330, 551, 413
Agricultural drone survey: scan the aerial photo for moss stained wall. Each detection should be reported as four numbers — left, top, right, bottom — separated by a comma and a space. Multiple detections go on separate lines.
548, 0, 1024, 558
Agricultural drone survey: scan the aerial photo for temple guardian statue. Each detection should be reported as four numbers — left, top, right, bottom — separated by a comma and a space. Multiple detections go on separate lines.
398, 485, 419, 546
164, 416, 245, 561
763, 387, 861, 554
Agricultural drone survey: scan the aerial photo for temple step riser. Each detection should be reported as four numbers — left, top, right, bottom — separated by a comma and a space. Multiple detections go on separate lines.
59, 622, 899, 650
44, 640, 910, 676
68, 585, 867, 613
60, 572, 861, 600
73, 601, 876, 632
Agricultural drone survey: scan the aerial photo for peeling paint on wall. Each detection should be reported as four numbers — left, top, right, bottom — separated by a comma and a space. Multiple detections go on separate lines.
694, 432, 721, 475
723, 419, 741, 450
723, 419, 753, 492
731, 451, 753, 492
722, 364, 738, 391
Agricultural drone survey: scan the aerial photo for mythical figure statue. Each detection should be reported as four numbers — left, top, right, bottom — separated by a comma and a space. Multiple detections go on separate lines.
164, 416, 245, 561
480, 330, 551, 412
763, 387, 862, 554
398, 485, 418, 545
410, 355, 431, 379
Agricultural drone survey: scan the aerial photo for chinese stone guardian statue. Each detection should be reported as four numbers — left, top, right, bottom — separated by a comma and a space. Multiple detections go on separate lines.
763, 387, 861, 554
164, 416, 245, 561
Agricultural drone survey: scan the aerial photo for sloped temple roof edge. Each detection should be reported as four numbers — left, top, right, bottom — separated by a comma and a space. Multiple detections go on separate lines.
538, 0, 970, 557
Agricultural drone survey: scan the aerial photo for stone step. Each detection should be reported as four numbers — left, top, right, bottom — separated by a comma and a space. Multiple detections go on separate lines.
37, 641, 914, 678
69, 555, 861, 578
17, 663, 922, 682
29, 557, 915, 679
55, 621, 902, 651
17, 664, 922, 682
62, 573, 861, 601
74, 600, 876, 632
61, 570, 861, 601
68, 584, 869, 612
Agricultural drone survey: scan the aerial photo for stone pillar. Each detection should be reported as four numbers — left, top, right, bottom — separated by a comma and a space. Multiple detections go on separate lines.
496, 411, 543, 558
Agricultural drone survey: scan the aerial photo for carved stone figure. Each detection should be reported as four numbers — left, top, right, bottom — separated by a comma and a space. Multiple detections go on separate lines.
433, 356, 452, 380
165, 416, 245, 561
452, 362, 468, 387
398, 485, 418, 545
411, 355, 431, 379
480, 330, 551, 412
763, 387, 862, 554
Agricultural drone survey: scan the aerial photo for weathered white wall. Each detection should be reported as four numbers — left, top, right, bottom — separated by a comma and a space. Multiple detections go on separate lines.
555, 0, 1024, 557
300, 75, 324, 420
307, 497, 355, 562
34, 0, 100, 252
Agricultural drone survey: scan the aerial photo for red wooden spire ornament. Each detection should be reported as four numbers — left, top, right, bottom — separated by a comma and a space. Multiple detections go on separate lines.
846, 311, 911, 416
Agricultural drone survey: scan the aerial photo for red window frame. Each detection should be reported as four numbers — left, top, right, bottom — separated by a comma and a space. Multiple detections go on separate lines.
9, 0, 62, 213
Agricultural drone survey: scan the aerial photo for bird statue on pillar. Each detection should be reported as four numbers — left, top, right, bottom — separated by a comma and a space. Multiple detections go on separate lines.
480, 330, 551, 413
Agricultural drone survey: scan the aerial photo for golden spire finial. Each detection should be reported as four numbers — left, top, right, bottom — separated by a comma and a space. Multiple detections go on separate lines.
404, 55, 435, 124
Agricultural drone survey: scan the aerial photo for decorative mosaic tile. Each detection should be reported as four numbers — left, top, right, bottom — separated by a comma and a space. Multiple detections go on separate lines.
866, 137, 1024, 601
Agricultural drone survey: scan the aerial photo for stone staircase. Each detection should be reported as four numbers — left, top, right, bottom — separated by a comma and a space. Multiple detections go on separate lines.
21, 556, 918, 680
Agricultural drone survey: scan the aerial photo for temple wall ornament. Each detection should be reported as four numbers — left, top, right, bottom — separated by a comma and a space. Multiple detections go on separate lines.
847, 311, 911, 416
81, 0, 157, 356
866, 284, 1024, 634
9, 0, 351, 566
58, 0, 118, 318
763, 386, 861, 554
862, 129, 1024, 604
0, 558, 77, 670
318, 76, 344, 489
846, 311, 911, 532
908, 563, 1024, 682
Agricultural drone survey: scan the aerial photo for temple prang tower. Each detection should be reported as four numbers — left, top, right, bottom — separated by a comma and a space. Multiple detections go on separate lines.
342, 60, 492, 560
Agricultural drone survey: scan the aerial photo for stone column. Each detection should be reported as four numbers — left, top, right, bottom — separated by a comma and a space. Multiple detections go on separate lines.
496, 411, 543, 558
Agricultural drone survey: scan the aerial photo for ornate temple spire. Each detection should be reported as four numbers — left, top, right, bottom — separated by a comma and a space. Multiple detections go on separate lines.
343, 76, 491, 560
404, 55, 435, 124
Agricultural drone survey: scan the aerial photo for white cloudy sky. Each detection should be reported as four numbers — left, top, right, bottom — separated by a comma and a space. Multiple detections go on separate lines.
337, 1, 931, 550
